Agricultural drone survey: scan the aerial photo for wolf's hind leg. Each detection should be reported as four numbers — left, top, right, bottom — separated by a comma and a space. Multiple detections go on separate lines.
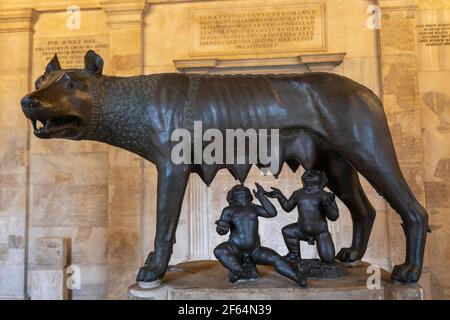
319, 152, 376, 263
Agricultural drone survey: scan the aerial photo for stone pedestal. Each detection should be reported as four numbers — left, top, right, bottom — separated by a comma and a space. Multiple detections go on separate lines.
30, 269, 68, 300
30, 238, 69, 300
128, 260, 423, 300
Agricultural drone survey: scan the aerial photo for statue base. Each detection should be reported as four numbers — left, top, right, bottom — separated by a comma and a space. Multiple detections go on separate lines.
298, 259, 348, 278
128, 260, 423, 300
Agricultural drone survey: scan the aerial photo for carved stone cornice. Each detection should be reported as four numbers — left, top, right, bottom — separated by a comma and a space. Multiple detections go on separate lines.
0, 8, 36, 33
146, 0, 236, 4
100, 0, 147, 29
0, 0, 100, 12
377, 0, 418, 11
174, 53, 346, 73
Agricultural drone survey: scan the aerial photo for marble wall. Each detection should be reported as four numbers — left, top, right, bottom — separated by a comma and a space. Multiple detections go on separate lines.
417, 0, 450, 300
0, 0, 448, 299
0, 6, 33, 299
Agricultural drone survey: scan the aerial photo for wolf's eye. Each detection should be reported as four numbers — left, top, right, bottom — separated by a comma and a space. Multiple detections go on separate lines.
35, 75, 46, 89
66, 82, 75, 91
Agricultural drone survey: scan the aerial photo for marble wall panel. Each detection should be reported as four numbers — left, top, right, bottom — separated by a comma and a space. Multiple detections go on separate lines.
0, 7, 33, 298
418, 70, 450, 299
25, 8, 111, 300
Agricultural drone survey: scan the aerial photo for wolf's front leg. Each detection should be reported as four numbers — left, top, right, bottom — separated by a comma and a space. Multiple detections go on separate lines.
136, 163, 190, 283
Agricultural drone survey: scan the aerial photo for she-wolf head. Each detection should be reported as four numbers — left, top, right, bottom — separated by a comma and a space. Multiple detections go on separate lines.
20, 50, 104, 140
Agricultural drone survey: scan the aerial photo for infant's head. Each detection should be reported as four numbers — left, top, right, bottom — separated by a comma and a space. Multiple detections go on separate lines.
227, 184, 253, 205
301, 169, 328, 188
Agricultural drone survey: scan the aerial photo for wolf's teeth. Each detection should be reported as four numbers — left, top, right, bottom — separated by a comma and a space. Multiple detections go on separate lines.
36, 120, 44, 130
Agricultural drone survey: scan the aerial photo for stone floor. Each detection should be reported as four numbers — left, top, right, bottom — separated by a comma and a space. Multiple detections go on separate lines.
129, 260, 423, 300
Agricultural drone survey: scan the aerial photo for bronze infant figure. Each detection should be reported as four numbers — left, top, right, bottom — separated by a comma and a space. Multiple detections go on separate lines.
214, 184, 307, 287
264, 169, 338, 265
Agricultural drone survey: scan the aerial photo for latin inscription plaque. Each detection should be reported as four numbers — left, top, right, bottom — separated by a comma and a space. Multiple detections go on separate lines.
191, 3, 326, 56
34, 35, 109, 69
417, 23, 450, 47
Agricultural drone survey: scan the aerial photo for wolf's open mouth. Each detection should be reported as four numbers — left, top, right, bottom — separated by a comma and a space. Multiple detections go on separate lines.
31, 116, 82, 135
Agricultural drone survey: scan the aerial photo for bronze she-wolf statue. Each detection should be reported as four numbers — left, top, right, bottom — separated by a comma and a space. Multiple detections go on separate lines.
21, 50, 429, 284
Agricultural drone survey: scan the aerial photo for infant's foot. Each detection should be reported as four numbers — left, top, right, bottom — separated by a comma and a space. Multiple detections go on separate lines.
228, 271, 247, 283
243, 263, 259, 280
284, 252, 301, 264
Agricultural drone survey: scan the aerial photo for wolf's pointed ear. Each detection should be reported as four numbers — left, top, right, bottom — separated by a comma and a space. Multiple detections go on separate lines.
45, 54, 61, 74
84, 50, 103, 76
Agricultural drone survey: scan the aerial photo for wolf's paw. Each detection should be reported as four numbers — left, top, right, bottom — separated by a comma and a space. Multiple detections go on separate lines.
136, 265, 162, 283
390, 264, 422, 283
336, 247, 361, 262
